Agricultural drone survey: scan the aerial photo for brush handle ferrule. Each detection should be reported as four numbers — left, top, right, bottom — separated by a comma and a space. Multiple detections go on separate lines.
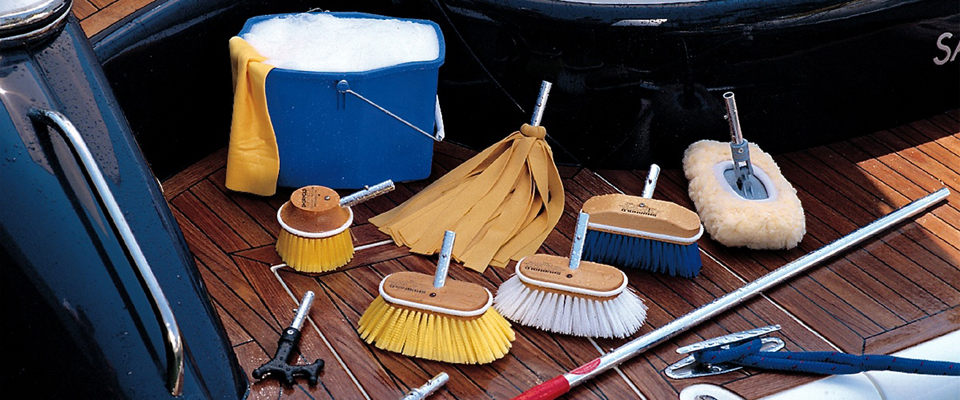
568, 212, 590, 270
641, 164, 660, 199
290, 291, 315, 331
434, 231, 456, 288
339, 180, 395, 208
530, 81, 552, 127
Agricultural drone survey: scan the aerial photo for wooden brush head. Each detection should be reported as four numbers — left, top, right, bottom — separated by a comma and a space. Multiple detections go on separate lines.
380, 271, 492, 318
581, 194, 703, 245
279, 185, 352, 235
515, 254, 626, 300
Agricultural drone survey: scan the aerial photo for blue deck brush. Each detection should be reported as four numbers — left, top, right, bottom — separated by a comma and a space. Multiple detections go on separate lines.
581, 165, 705, 277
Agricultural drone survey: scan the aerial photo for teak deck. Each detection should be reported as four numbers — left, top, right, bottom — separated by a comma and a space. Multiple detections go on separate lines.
161, 110, 960, 400
75, 4, 960, 398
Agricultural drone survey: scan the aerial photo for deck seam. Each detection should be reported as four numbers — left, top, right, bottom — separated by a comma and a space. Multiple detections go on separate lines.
207, 174, 280, 241
809, 151, 960, 293
778, 155, 946, 319
271, 265, 374, 400
314, 269, 412, 396
778, 154, 952, 312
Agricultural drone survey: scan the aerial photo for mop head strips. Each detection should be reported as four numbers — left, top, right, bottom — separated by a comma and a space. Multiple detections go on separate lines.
683, 140, 805, 250
580, 194, 704, 278
368, 124, 564, 273
276, 186, 355, 272
357, 272, 515, 364
494, 254, 647, 338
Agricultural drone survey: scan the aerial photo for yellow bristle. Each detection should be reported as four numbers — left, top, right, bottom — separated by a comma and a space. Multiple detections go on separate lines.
276, 229, 354, 272
357, 296, 515, 364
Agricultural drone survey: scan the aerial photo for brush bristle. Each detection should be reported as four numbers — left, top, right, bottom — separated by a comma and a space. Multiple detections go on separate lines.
583, 230, 702, 278
276, 229, 354, 272
357, 296, 515, 364
494, 275, 647, 338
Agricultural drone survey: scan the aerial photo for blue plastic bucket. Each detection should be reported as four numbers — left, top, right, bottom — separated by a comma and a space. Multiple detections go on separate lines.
238, 12, 445, 189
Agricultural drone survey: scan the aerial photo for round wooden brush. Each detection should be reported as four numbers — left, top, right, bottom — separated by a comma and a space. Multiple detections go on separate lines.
357, 231, 515, 364
276, 180, 393, 272
494, 212, 648, 339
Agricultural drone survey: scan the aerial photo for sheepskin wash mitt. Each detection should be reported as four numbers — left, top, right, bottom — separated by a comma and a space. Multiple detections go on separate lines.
682, 139, 805, 250
225, 37, 280, 196
369, 123, 564, 273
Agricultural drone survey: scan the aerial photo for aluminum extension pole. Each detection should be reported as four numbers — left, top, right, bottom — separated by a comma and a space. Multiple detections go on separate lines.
512, 188, 950, 400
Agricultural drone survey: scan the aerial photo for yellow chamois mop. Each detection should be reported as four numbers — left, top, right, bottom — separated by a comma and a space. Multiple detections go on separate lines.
369, 81, 563, 273
494, 212, 647, 338
357, 231, 515, 364
276, 181, 394, 272
683, 92, 805, 250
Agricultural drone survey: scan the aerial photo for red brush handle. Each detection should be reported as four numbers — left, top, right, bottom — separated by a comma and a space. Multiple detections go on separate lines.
511, 375, 570, 400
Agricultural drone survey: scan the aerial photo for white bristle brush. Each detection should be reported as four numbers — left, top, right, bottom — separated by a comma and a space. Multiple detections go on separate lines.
494, 212, 648, 339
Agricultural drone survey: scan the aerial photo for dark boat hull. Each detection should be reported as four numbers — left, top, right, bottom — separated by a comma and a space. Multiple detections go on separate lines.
92, 0, 959, 175
1, 13, 247, 399
432, 0, 960, 167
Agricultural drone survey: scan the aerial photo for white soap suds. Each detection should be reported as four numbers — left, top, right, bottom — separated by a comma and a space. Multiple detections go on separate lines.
242, 13, 440, 72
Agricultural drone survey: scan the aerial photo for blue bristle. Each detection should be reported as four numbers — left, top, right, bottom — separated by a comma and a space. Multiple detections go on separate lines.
583, 229, 702, 278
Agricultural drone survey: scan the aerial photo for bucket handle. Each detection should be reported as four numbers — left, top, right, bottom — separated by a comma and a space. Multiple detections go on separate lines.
336, 80, 444, 142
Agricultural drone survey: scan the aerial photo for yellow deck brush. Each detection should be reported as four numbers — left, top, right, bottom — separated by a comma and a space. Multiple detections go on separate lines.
683, 92, 805, 250
580, 165, 705, 278
357, 231, 515, 364
494, 212, 647, 338
276, 180, 394, 272
369, 81, 563, 273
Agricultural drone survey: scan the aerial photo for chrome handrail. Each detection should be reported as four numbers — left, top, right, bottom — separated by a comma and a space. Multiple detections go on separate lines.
29, 108, 184, 396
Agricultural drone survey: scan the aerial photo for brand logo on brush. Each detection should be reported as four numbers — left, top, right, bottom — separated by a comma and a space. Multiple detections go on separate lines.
620, 202, 658, 217
388, 283, 427, 294
522, 261, 561, 275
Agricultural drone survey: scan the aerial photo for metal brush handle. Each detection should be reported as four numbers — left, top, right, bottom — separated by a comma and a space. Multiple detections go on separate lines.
641, 164, 661, 199
290, 291, 315, 331
339, 180, 395, 207
401, 372, 449, 400
530, 81, 552, 127
723, 92, 745, 145
434, 231, 456, 288
568, 212, 590, 270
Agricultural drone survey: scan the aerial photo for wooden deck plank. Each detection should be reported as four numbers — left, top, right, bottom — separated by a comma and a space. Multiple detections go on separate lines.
208, 169, 282, 239
71, 0, 98, 19
801, 146, 960, 292
171, 191, 250, 252
78, 0, 154, 37
778, 153, 957, 311
212, 294, 253, 346
193, 178, 275, 248
162, 148, 227, 200
864, 307, 960, 354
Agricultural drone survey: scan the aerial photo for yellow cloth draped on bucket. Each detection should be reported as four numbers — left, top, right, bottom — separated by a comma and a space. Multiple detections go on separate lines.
370, 124, 564, 273
225, 36, 279, 196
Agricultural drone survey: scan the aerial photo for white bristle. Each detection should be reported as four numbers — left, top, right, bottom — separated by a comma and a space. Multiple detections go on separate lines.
494, 275, 647, 339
